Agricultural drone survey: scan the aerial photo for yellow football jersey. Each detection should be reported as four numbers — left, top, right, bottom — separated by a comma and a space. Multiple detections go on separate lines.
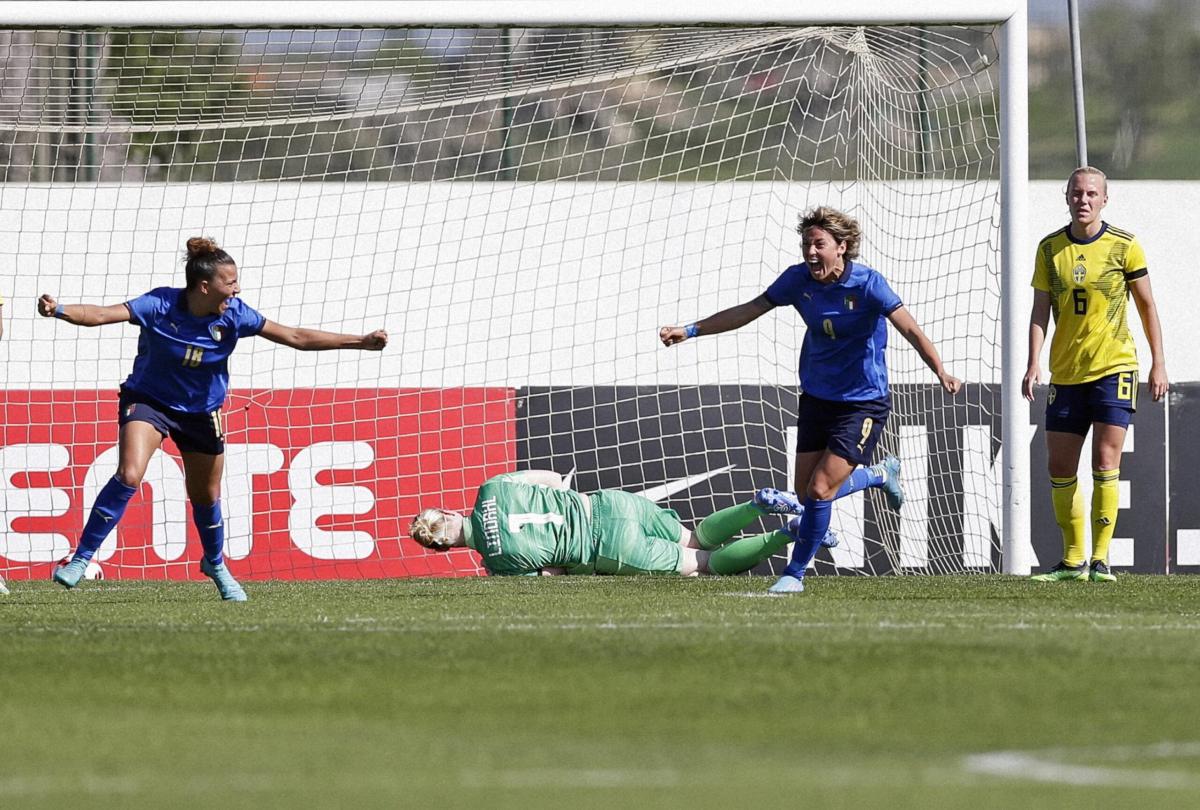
1031, 222, 1147, 385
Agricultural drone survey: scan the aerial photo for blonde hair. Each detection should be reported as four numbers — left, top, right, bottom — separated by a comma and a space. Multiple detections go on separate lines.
796, 206, 861, 260
1067, 165, 1108, 193
410, 508, 453, 550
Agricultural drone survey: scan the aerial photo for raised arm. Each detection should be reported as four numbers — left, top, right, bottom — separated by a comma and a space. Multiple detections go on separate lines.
659, 294, 775, 346
259, 320, 387, 351
887, 306, 962, 394
1023, 290, 1052, 401
38, 294, 132, 327
1129, 276, 1168, 401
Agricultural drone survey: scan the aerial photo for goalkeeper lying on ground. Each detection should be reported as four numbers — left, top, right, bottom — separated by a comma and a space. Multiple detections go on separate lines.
409, 470, 836, 576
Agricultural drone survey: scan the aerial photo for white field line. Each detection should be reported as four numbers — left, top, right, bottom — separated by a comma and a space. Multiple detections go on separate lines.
963, 742, 1200, 790
9, 614, 1200, 635
460, 767, 682, 789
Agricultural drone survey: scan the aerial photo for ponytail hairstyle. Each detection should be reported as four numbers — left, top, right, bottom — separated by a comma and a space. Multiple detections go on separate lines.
796, 206, 861, 260
410, 508, 453, 550
184, 236, 236, 290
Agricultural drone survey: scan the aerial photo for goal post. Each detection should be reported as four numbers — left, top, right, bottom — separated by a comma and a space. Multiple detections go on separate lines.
0, 1, 1031, 580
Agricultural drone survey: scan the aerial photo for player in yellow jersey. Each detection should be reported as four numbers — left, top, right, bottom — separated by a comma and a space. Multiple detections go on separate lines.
1023, 167, 1168, 582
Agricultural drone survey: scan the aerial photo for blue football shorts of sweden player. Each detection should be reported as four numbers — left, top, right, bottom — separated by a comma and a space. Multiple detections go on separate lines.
795, 393, 890, 467
118, 386, 225, 455
1044, 371, 1138, 437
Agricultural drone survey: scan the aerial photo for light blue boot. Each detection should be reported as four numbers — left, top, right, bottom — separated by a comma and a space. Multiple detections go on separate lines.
200, 558, 248, 602
768, 570, 806, 593
874, 455, 905, 512
53, 556, 91, 589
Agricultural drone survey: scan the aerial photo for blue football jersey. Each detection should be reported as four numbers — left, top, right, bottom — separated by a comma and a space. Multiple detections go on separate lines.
123, 287, 265, 413
765, 261, 902, 401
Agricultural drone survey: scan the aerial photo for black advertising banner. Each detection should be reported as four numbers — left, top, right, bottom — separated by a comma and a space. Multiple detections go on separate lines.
1168, 386, 1200, 573
516, 382, 1182, 574
516, 384, 1001, 575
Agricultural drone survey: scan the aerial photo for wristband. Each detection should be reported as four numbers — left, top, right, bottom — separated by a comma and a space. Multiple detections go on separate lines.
684, 323, 699, 339
54, 304, 66, 319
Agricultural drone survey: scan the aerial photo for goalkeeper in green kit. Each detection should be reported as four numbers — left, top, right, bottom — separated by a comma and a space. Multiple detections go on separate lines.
409, 470, 835, 576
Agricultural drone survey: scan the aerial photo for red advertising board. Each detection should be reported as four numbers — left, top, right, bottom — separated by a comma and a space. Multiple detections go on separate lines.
0, 389, 514, 580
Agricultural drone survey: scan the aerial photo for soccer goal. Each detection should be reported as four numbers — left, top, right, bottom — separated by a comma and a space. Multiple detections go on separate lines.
0, 1, 1030, 581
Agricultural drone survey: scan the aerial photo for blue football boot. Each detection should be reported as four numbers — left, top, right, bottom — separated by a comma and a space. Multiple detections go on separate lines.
53, 556, 91, 589
768, 573, 806, 593
200, 558, 248, 602
754, 488, 804, 515
873, 455, 905, 512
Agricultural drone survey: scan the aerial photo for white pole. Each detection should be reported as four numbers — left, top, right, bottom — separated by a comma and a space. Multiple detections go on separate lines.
1067, 0, 1088, 167
1000, 6, 1032, 575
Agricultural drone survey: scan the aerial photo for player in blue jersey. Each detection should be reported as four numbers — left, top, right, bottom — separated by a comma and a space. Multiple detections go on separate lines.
660, 206, 961, 593
37, 236, 387, 600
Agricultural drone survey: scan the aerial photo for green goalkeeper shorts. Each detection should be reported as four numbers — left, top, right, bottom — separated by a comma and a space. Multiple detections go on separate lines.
588, 490, 686, 575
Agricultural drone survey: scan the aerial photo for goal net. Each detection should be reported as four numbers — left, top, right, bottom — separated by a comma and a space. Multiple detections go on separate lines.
0, 21, 1006, 581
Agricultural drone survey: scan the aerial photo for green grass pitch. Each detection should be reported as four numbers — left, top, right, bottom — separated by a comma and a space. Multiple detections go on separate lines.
3, 575, 1199, 809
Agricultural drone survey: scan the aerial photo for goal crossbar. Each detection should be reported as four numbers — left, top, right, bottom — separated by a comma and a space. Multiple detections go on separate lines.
0, 1, 1028, 28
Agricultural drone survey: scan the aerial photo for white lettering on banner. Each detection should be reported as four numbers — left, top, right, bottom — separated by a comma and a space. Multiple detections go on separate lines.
896, 424, 931, 568
0, 443, 73, 562
0, 441, 371, 564
962, 425, 1001, 568
288, 441, 377, 560
221, 443, 286, 560
86, 445, 188, 562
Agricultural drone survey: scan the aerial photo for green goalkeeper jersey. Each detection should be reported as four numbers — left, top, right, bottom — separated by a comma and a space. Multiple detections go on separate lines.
462, 473, 594, 576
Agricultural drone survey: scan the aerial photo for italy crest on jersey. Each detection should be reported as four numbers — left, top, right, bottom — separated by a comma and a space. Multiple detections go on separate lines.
209, 324, 225, 342
843, 294, 857, 311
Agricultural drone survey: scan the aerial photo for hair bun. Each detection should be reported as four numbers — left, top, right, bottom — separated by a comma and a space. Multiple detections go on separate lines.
186, 236, 219, 257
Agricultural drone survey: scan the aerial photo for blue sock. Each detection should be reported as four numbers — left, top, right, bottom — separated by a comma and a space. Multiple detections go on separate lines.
192, 500, 224, 565
835, 466, 885, 498
76, 476, 138, 561
783, 497, 833, 578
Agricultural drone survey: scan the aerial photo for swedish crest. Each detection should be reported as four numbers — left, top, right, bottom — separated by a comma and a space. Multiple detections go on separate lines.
1072, 264, 1086, 283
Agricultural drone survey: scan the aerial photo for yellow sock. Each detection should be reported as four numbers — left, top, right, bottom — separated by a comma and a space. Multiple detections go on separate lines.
1050, 475, 1086, 567
1091, 469, 1121, 564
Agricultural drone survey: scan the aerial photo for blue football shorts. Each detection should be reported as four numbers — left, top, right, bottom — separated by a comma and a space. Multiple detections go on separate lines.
795, 393, 890, 467
118, 386, 226, 455
1045, 371, 1138, 437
